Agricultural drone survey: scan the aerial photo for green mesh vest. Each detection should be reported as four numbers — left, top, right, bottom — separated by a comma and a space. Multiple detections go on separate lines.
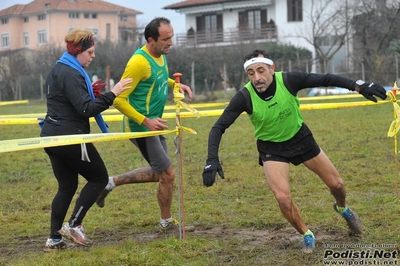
246, 72, 303, 142
124, 49, 169, 132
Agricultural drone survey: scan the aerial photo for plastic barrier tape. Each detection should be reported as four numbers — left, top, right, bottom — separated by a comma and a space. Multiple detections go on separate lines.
0, 130, 176, 154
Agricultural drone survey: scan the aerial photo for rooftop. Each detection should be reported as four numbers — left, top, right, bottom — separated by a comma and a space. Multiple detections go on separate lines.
0, 0, 142, 17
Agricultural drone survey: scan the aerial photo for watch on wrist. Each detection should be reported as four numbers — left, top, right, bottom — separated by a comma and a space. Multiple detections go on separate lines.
355, 80, 365, 92
356, 80, 365, 86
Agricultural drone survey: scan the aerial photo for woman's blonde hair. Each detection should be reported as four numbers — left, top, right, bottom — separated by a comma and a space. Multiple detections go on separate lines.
65, 28, 93, 44
65, 28, 95, 56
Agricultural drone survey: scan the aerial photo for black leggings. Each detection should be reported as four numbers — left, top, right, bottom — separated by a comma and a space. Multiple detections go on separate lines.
44, 143, 108, 238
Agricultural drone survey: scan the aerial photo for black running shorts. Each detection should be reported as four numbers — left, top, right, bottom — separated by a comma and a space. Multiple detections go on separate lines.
257, 123, 321, 166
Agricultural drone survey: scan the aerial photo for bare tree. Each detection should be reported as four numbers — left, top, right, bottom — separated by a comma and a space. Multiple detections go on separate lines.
0, 39, 312, 101
168, 45, 225, 100
167, 42, 312, 98
89, 40, 138, 83
351, 0, 400, 84
0, 50, 31, 100
292, 0, 354, 73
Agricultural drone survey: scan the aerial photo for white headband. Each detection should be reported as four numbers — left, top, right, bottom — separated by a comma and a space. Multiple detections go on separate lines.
243, 57, 274, 71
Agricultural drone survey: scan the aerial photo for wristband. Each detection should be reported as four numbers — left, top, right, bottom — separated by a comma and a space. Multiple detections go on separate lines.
355, 80, 365, 92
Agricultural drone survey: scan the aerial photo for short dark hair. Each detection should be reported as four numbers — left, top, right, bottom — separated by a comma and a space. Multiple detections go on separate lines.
243, 49, 271, 63
144, 17, 171, 42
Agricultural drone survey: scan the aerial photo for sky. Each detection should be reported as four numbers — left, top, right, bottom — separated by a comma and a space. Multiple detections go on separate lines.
0, 0, 186, 33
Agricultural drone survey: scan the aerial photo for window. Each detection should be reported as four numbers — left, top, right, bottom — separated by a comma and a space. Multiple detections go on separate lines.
84, 13, 90, 19
23, 32, 29, 46
238, 9, 268, 39
1, 18, 9, 24
1, 34, 10, 48
92, 13, 97, 19
249, 10, 261, 30
239, 10, 267, 30
287, 0, 302, 22
196, 14, 223, 42
23, 17, 29, 23
204, 15, 217, 40
38, 30, 46, 45
38, 14, 46, 20
69, 13, 79, 19
121, 15, 127, 21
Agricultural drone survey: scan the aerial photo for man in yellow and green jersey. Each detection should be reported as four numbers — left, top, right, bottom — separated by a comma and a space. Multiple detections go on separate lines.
96, 17, 193, 233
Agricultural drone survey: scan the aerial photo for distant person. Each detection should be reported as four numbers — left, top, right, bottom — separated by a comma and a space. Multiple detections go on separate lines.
40, 28, 132, 252
95, 17, 194, 233
202, 49, 387, 253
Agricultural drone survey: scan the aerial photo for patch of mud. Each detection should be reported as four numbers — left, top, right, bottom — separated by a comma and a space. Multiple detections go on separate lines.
0, 225, 357, 265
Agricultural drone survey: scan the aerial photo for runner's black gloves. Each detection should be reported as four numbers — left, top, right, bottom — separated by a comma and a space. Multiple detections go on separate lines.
202, 158, 224, 187
356, 80, 387, 102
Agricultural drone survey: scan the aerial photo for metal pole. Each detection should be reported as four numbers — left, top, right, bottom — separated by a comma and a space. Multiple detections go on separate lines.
173, 72, 186, 240
361, 60, 365, 81
191, 61, 195, 97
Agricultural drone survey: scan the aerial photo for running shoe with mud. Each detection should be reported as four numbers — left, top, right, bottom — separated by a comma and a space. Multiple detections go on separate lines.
58, 223, 93, 246
333, 203, 362, 235
159, 219, 195, 235
43, 238, 67, 252
303, 234, 316, 253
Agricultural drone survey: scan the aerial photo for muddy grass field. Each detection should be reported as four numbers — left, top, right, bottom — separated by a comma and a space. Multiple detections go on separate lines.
1, 223, 374, 265
1, 100, 399, 265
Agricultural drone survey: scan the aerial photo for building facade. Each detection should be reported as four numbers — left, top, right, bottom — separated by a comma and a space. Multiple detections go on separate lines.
164, 0, 353, 74
0, 0, 142, 52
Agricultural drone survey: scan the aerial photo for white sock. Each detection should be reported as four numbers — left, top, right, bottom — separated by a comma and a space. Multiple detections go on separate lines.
105, 177, 116, 190
160, 217, 173, 227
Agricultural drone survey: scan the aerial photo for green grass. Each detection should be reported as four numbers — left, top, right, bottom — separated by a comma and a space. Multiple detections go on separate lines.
0, 96, 399, 266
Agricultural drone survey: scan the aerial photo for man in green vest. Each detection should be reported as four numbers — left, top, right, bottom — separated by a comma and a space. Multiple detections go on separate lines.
202, 49, 387, 253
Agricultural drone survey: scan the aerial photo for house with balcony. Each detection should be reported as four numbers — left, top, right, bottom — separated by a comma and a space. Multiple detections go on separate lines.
165, 0, 278, 47
0, 0, 142, 52
164, 0, 351, 74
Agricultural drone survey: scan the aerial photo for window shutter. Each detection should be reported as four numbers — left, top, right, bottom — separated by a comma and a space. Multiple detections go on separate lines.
217, 14, 223, 30
261, 9, 267, 26
196, 16, 204, 32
